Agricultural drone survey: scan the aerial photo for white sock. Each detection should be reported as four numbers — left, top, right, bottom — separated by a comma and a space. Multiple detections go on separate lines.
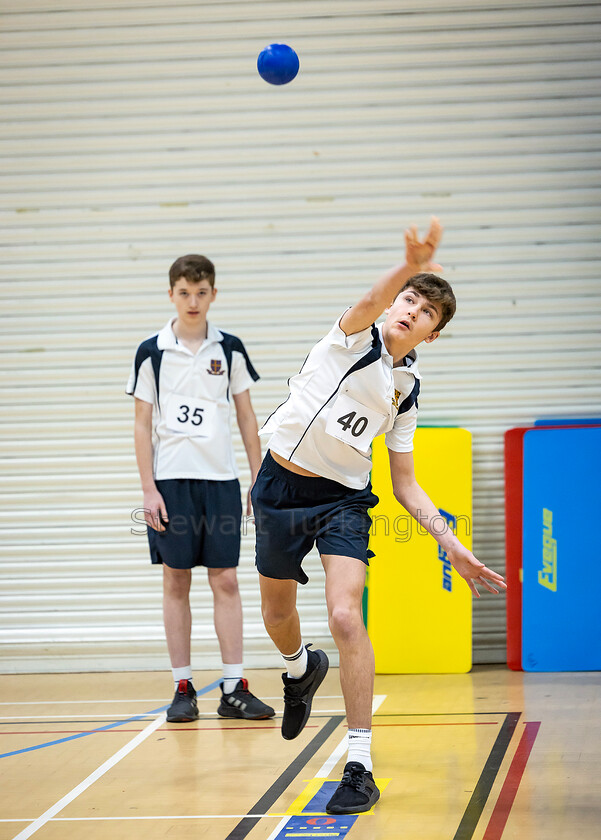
283, 643, 308, 679
347, 728, 373, 772
172, 665, 193, 687
222, 663, 243, 694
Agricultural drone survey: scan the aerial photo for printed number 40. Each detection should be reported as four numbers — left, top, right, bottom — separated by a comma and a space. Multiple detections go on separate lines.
337, 411, 368, 437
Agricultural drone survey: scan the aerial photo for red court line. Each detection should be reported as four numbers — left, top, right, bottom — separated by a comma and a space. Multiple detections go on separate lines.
2, 719, 501, 737
1, 722, 495, 736
1, 721, 500, 736
482, 721, 541, 840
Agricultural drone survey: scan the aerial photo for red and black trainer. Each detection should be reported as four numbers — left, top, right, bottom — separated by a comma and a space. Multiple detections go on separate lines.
217, 678, 275, 720
166, 679, 199, 723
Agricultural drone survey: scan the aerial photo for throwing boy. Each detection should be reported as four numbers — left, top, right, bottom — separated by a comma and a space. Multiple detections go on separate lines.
251, 219, 506, 814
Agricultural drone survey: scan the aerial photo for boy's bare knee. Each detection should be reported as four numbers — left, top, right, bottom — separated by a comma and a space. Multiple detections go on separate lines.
163, 566, 191, 598
208, 567, 239, 597
261, 601, 294, 628
328, 605, 363, 643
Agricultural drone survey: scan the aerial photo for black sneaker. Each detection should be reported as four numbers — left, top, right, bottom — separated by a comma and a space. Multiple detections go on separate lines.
217, 679, 275, 720
166, 679, 199, 722
325, 761, 380, 815
281, 646, 329, 740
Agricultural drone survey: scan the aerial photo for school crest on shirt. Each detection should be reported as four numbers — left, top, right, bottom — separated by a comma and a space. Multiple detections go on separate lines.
392, 389, 401, 410
208, 359, 225, 375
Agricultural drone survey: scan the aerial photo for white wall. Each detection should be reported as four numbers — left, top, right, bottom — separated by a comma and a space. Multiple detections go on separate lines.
1, 0, 600, 671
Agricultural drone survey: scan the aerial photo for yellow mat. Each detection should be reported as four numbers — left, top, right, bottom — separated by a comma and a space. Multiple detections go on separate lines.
367, 429, 473, 673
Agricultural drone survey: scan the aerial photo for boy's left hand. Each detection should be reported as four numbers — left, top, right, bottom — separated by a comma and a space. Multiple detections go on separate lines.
446, 543, 507, 598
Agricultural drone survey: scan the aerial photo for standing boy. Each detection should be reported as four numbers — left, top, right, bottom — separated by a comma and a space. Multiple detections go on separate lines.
127, 254, 274, 723
252, 219, 506, 814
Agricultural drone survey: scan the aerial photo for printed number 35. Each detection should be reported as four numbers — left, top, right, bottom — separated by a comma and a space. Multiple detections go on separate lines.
177, 404, 204, 426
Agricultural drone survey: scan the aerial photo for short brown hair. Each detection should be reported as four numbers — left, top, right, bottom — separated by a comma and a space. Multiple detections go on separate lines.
169, 254, 215, 290
398, 272, 456, 331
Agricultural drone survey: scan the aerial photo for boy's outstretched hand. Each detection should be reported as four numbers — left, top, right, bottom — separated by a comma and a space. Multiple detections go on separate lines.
446, 542, 507, 598
405, 216, 444, 273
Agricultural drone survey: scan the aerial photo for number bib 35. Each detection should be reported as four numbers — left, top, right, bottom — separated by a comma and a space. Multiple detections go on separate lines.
165, 393, 217, 437
325, 392, 387, 453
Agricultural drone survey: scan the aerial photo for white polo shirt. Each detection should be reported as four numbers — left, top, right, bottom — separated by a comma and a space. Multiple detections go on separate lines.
126, 319, 259, 481
260, 312, 420, 489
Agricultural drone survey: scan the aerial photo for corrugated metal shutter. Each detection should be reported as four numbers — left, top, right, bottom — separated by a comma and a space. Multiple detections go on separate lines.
1, 0, 600, 672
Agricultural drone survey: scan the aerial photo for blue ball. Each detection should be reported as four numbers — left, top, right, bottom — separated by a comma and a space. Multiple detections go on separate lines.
257, 43, 299, 86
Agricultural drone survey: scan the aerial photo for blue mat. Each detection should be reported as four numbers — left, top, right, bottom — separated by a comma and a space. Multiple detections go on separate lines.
522, 427, 601, 671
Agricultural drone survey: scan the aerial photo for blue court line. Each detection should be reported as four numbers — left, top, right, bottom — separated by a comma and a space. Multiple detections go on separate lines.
0, 678, 222, 759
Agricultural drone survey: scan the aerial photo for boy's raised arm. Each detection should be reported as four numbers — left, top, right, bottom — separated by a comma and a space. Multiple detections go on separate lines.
339, 217, 443, 337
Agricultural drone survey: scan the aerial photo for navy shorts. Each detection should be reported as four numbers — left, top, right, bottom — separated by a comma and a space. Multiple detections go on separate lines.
251, 451, 379, 585
147, 478, 242, 569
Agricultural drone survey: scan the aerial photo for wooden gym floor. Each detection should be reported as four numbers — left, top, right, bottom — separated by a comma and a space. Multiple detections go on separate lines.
1, 666, 599, 840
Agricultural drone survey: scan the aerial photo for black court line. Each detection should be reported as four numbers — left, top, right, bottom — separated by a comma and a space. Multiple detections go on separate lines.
224, 715, 344, 840
452, 711, 521, 840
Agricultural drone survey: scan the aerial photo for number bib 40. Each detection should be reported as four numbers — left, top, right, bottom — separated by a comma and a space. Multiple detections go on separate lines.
325, 393, 387, 453
165, 393, 217, 437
